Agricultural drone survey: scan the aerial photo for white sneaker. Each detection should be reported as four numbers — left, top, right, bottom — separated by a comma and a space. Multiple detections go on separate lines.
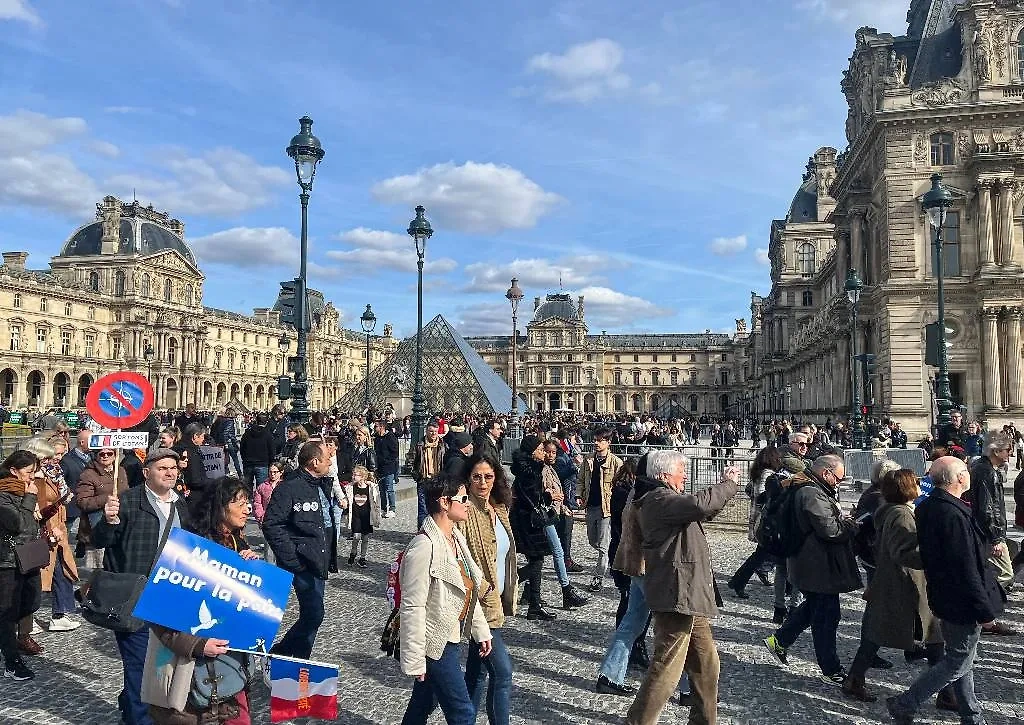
384, 511, 396, 519
48, 616, 81, 632
29, 620, 43, 636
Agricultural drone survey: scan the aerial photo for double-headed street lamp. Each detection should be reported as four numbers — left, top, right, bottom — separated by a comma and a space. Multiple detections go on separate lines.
845, 268, 864, 448
284, 116, 325, 424
922, 173, 954, 427
408, 205, 433, 447
506, 278, 524, 437
360, 304, 376, 412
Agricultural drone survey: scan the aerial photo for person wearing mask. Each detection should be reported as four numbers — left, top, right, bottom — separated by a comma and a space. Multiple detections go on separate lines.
624, 452, 739, 725
412, 423, 446, 528
458, 453, 517, 725
263, 441, 337, 659
0, 450, 42, 682
93, 449, 190, 725
886, 457, 1004, 724
374, 420, 400, 519
76, 446, 129, 570
964, 432, 1018, 635
399, 474, 491, 725
509, 436, 557, 621
577, 428, 624, 593
240, 413, 275, 490
764, 456, 862, 686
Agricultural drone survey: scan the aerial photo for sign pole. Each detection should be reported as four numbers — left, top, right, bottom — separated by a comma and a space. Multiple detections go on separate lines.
110, 428, 122, 525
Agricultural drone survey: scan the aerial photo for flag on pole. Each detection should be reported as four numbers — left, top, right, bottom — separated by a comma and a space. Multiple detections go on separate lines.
268, 655, 338, 723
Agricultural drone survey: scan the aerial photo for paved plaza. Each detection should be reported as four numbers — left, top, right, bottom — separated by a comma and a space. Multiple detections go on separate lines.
2, 484, 1022, 725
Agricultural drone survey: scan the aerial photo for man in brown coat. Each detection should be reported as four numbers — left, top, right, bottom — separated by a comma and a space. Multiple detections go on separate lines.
625, 450, 739, 725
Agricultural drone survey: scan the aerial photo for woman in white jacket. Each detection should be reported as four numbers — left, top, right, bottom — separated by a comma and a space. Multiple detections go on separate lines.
400, 475, 492, 725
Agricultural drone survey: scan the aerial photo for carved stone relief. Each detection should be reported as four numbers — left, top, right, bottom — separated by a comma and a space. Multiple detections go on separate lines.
911, 78, 966, 107
913, 134, 929, 165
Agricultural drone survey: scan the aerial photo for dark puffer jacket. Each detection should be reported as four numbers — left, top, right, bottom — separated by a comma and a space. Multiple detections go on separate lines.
965, 455, 1007, 545
0, 482, 39, 569
787, 470, 862, 595
509, 452, 551, 559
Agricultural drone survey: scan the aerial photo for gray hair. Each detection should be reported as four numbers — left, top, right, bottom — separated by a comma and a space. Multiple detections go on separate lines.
870, 459, 900, 486
18, 436, 57, 460
810, 454, 844, 476
985, 432, 1012, 456
646, 450, 688, 480
930, 456, 967, 488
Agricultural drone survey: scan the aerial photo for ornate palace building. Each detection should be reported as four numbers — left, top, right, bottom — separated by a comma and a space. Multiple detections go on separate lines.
467, 293, 746, 416
0, 195, 394, 411
745, 0, 1024, 435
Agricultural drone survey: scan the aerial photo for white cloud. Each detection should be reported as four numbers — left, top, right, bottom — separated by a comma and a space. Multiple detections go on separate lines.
709, 234, 747, 256
87, 140, 120, 159
371, 161, 562, 234
463, 255, 608, 293
189, 227, 298, 268
103, 106, 150, 115
796, 0, 908, 33
527, 38, 631, 103
0, 110, 87, 155
454, 303, 517, 336
755, 247, 770, 265
327, 227, 458, 275
0, 0, 42, 26
108, 147, 290, 217
572, 285, 673, 328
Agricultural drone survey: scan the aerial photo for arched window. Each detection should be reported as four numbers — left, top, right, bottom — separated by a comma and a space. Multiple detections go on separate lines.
802, 290, 813, 306
688, 394, 698, 412
88, 272, 99, 291
1018, 28, 1024, 79
164, 278, 173, 302
141, 274, 150, 297
797, 243, 816, 276
114, 270, 126, 296
930, 132, 954, 166
631, 394, 642, 412
185, 284, 194, 306
613, 394, 624, 412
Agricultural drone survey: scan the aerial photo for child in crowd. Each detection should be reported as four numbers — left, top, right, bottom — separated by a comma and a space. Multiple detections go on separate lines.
346, 465, 381, 568
255, 463, 285, 563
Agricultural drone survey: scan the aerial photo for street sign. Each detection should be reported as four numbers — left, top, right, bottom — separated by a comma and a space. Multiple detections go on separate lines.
85, 372, 154, 430
63, 411, 80, 428
88, 432, 149, 450
7, 412, 23, 425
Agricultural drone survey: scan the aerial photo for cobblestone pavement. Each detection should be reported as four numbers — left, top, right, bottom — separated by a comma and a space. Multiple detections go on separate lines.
3, 485, 1023, 725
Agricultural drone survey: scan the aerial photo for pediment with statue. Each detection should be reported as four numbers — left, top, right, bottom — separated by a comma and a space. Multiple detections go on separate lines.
138, 249, 203, 278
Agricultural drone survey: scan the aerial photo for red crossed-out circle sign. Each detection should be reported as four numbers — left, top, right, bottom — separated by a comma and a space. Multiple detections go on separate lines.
85, 371, 155, 430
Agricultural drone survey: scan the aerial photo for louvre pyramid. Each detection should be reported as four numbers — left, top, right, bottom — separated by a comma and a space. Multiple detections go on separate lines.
335, 314, 528, 414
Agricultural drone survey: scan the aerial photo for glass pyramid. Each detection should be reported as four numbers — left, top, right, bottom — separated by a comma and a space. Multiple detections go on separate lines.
335, 314, 528, 414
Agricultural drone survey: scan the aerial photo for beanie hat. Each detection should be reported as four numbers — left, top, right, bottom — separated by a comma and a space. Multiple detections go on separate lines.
450, 431, 473, 450
520, 435, 542, 455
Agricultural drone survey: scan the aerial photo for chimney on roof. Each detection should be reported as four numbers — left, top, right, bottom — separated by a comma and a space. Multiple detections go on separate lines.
578, 295, 585, 319
534, 297, 541, 311
2, 252, 28, 270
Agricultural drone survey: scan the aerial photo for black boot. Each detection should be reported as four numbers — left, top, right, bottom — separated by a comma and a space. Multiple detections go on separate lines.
526, 567, 556, 621
773, 606, 788, 624
727, 578, 749, 599
562, 584, 588, 609
628, 638, 650, 670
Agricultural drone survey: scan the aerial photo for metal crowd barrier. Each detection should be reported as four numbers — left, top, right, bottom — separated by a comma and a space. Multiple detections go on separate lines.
0, 435, 33, 458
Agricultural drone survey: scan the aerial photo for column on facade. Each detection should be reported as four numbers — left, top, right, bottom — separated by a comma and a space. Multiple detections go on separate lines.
981, 307, 1003, 411
1011, 182, 1024, 269
997, 181, 1017, 267
1001, 307, 1024, 410
977, 179, 996, 270
849, 211, 865, 279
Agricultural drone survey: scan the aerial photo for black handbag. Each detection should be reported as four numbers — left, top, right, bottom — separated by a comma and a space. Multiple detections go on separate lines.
12, 536, 50, 574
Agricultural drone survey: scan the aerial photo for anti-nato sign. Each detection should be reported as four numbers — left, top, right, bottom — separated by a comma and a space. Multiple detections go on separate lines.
133, 528, 293, 652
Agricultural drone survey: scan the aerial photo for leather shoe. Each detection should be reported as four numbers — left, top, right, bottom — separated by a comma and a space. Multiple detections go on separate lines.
772, 606, 787, 624
595, 675, 634, 696
526, 606, 557, 621
565, 558, 585, 573
981, 621, 1018, 636
755, 570, 772, 587
841, 674, 877, 702
17, 636, 43, 656
727, 580, 749, 599
869, 655, 893, 670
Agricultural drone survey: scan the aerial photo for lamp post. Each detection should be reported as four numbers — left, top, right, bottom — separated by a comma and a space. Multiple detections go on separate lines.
845, 268, 864, 448
506, 277, 524, 437
798, 377, 806, 424
922, 173, 954, 427
360, 304, 376, 412
143, 343, 155, 404
407, 205, 433, 447
784, 383, 792, 422
285, 116, 325, 424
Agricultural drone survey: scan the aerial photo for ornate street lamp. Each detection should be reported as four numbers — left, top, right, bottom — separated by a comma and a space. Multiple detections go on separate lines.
798, 377, 806, 424
278, 333, 290, 354
143, 343, 155, 404
506, 277, 524, 437
407, 205, 433, 447
285, 115, 325, 424
922, 172, 954, 427
360, 304, 377, 412
845, 268, 864, 448
784, 383, 792, 422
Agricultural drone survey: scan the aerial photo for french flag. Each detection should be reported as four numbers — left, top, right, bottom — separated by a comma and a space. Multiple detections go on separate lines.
269, 655, 338, 723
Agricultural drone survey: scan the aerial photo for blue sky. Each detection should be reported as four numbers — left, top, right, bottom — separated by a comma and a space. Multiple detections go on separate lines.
0, 0, 911, 337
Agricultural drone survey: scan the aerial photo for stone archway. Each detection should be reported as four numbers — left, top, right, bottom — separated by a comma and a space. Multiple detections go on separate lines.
78, 374, 93, 406
26, 370, 44, 406
548, 392, 561, 410
216, 382, 227, 405
230, 383, 240, 402
53, 372, 71, 407
203, 381, 213, 408
165, 378, 179, 409
255, 385, 265, 409
243, 384, 253, 407
0, 368, 17, 406
583, 393, 596, 413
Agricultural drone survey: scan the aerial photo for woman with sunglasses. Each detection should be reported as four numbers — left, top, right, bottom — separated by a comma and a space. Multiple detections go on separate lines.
75, 447, 128, 571
400, 474, 492, 725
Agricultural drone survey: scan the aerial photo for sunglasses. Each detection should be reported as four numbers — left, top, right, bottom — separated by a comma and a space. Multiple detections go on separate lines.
97, 451, 115, 458
795, 442, 808, 448
447, 494, 470, 504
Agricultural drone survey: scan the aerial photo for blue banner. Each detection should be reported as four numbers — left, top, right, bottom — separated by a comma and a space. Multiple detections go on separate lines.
133, 528, 293, 652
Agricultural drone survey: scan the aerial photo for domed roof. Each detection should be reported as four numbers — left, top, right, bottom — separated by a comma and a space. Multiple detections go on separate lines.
533, 293, 579, 323
787, 176, 818, 223
59, 217, 197, 266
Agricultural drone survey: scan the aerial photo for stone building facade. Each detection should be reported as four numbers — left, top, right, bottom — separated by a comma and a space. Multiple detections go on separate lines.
745, 0, 1024, 435
467, 293, 745, 416
0, 196, 394, 411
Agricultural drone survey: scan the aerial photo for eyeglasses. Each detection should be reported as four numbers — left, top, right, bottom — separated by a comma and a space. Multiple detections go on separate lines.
447, 494, 470, 504
470, 473, 495, 482
795, 443, 808, 449
97, 451, 115, 458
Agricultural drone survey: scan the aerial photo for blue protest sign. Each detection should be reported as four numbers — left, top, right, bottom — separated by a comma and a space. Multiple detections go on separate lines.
914, 474, 934, 506
133, 528, 293, 652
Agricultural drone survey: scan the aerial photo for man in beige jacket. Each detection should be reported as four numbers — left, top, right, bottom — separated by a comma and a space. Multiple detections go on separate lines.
576, 428, 624, 592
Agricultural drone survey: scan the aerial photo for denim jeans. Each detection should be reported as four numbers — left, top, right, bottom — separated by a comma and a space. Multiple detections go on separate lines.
50, 560, 77, 616
243, 464, 269, 490
379, 473, 397, 513
417, 484, 428, 529
466, 629, 512, 725
891, 620, 986, 724
226, 446, 243, 477
401, 642, 476, 725
599, 576, 689, 693
270, 571, 325, 659
543, 524, 570, 587
775, 590, 841, 675
115, 628, 155, 725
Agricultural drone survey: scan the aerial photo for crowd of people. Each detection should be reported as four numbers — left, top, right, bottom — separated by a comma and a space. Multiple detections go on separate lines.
1, 401, 1022, 725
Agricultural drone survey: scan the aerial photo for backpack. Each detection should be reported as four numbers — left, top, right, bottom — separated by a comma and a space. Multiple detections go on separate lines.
754, 479, 808, 558
380, 532, 427, 659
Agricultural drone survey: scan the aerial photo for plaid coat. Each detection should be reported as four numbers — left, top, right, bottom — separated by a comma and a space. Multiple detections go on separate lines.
91, 485, 189, 576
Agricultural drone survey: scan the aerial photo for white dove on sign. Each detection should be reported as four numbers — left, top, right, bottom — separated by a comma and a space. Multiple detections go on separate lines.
190, 600, 219, 636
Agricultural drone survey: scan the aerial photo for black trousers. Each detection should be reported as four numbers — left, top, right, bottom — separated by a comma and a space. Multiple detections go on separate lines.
731, 544, 772, 589
557, 512, 573, 560
0, 568, 41, 666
